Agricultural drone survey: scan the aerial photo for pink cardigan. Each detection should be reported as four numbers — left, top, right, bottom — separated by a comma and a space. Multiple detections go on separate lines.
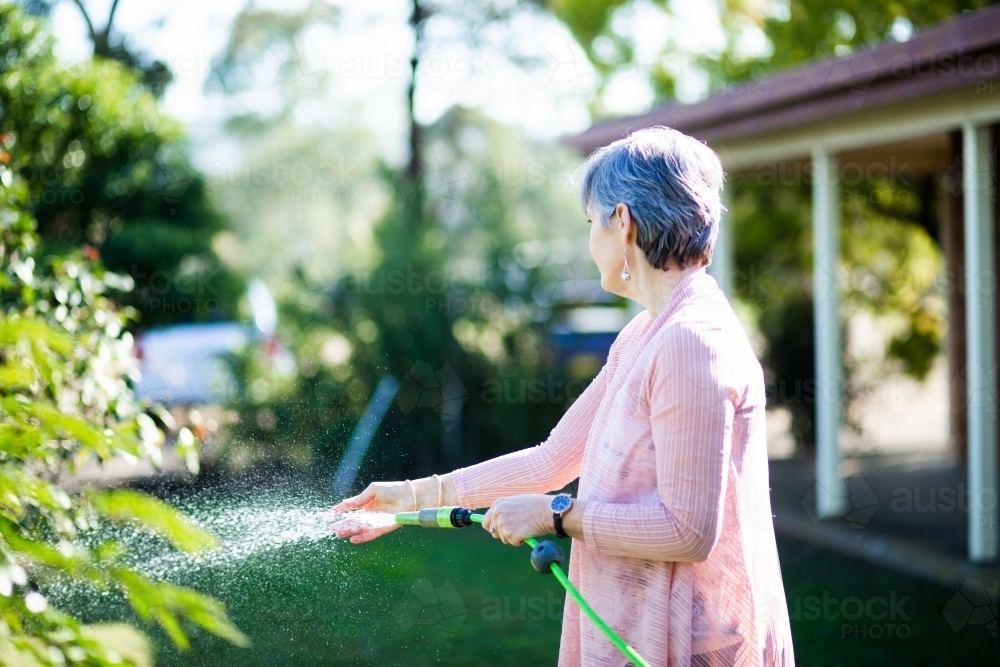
452, 268, 795, 667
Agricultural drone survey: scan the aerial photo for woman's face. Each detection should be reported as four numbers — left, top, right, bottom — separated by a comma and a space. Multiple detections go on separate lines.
587, 201, 629, 298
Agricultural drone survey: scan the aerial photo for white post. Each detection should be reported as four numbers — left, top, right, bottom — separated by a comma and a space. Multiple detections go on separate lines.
813, 146, 847, 518
709, 197, 734, 296
962, 122, 999, 563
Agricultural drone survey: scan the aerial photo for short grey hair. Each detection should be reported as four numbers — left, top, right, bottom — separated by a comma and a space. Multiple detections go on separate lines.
578, 126, 725, 270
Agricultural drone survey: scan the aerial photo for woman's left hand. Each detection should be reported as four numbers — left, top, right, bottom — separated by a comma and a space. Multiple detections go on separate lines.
482, 494, 554, 546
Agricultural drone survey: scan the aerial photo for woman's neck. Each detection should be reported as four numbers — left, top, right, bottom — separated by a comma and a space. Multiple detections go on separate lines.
635, 264, 701, 321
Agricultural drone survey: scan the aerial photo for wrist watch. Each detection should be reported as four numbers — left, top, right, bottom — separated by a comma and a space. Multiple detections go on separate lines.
550, 493, 574, 538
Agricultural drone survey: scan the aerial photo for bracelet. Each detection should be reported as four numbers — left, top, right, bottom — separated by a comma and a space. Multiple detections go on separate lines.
404, 479, 417, 511
432, 474, 442, 507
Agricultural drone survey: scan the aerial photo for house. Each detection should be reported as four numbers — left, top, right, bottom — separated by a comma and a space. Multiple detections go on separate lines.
566, 7, 1000, 565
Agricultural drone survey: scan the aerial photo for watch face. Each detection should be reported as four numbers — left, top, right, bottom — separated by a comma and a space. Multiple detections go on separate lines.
550, 494, 572, 513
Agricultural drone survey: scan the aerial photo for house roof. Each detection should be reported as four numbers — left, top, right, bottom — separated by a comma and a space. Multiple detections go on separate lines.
565, 5, 1000, 154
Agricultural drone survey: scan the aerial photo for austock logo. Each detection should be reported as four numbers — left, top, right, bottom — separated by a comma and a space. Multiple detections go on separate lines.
395, 361, 468, 431
114, 150, 195, 215
788, 590, 911, 639
801, 47, 879, 95
528, 34, 597, 93
392, 579, 469, 648
801, 473, 879, 536
942, 577, 998, 637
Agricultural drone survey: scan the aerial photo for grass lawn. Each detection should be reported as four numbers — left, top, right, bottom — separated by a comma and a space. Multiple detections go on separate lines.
777, 540, 997, 665
153, 527, 567, 667
140, 530, 997, 666
53, 478, 997, 666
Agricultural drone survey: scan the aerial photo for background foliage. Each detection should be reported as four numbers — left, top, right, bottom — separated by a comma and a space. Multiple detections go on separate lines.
1, 5, 246, 665
0, 6, 244, 327
222, 108, 590, 481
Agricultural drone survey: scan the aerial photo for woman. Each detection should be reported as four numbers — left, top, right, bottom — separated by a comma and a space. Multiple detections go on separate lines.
332, 127, 795, 667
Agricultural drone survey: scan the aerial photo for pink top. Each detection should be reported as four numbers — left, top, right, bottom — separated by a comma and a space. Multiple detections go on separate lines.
452, 268, 795, 667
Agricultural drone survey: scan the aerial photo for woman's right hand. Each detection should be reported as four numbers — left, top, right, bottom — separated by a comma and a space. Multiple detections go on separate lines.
328, 481, 414, 544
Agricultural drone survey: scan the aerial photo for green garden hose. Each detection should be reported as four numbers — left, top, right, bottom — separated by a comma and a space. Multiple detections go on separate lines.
393, 507, 651, 667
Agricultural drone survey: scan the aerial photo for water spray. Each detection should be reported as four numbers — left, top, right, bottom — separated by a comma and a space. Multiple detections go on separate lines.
392, 507, 651, 667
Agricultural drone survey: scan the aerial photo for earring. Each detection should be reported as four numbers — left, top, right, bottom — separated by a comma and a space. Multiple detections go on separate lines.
621, 248, 631, 282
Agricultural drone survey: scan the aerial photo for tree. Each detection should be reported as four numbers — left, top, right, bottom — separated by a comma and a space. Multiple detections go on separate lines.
543, 0, 1000, 104
218, 107, 591, 479
19, 0, 172, 94
0, 212, 248, 667
1, 4, 243, 327
209, 0, 579, 470
1, 10, 249, 665
211, 0, 567, 185
737, 0, 998, 74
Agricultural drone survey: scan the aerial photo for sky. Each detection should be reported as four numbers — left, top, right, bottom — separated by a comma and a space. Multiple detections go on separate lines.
48, 0, 738, 169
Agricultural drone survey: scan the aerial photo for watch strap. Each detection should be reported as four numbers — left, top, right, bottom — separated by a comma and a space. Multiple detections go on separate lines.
553, 511, 568, 538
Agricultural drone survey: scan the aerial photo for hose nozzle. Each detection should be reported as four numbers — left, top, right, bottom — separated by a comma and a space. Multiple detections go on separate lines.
394, 506, 476, 528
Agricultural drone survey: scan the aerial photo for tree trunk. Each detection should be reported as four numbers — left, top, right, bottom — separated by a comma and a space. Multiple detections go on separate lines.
407, 0, 426, 184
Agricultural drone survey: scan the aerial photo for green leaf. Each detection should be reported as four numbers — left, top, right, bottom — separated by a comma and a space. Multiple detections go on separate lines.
79, 623, 153, 667
18, 402, 108, 453
0, 364, 34, 389
171, 587, 250, 648
113, 570, 153, 622
113, 568, 186, 648
0, 468, 72, 517
175, 427, 200, 474
89, 489, 218, 554
0, 317, 73, 354
0, 517, 95, 579
153, 606, 189, 651
112, 569, 248, 651
0, 424, 46, 460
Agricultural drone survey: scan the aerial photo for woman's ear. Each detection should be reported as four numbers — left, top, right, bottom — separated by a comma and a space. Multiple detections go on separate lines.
615, 202, 632, 244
